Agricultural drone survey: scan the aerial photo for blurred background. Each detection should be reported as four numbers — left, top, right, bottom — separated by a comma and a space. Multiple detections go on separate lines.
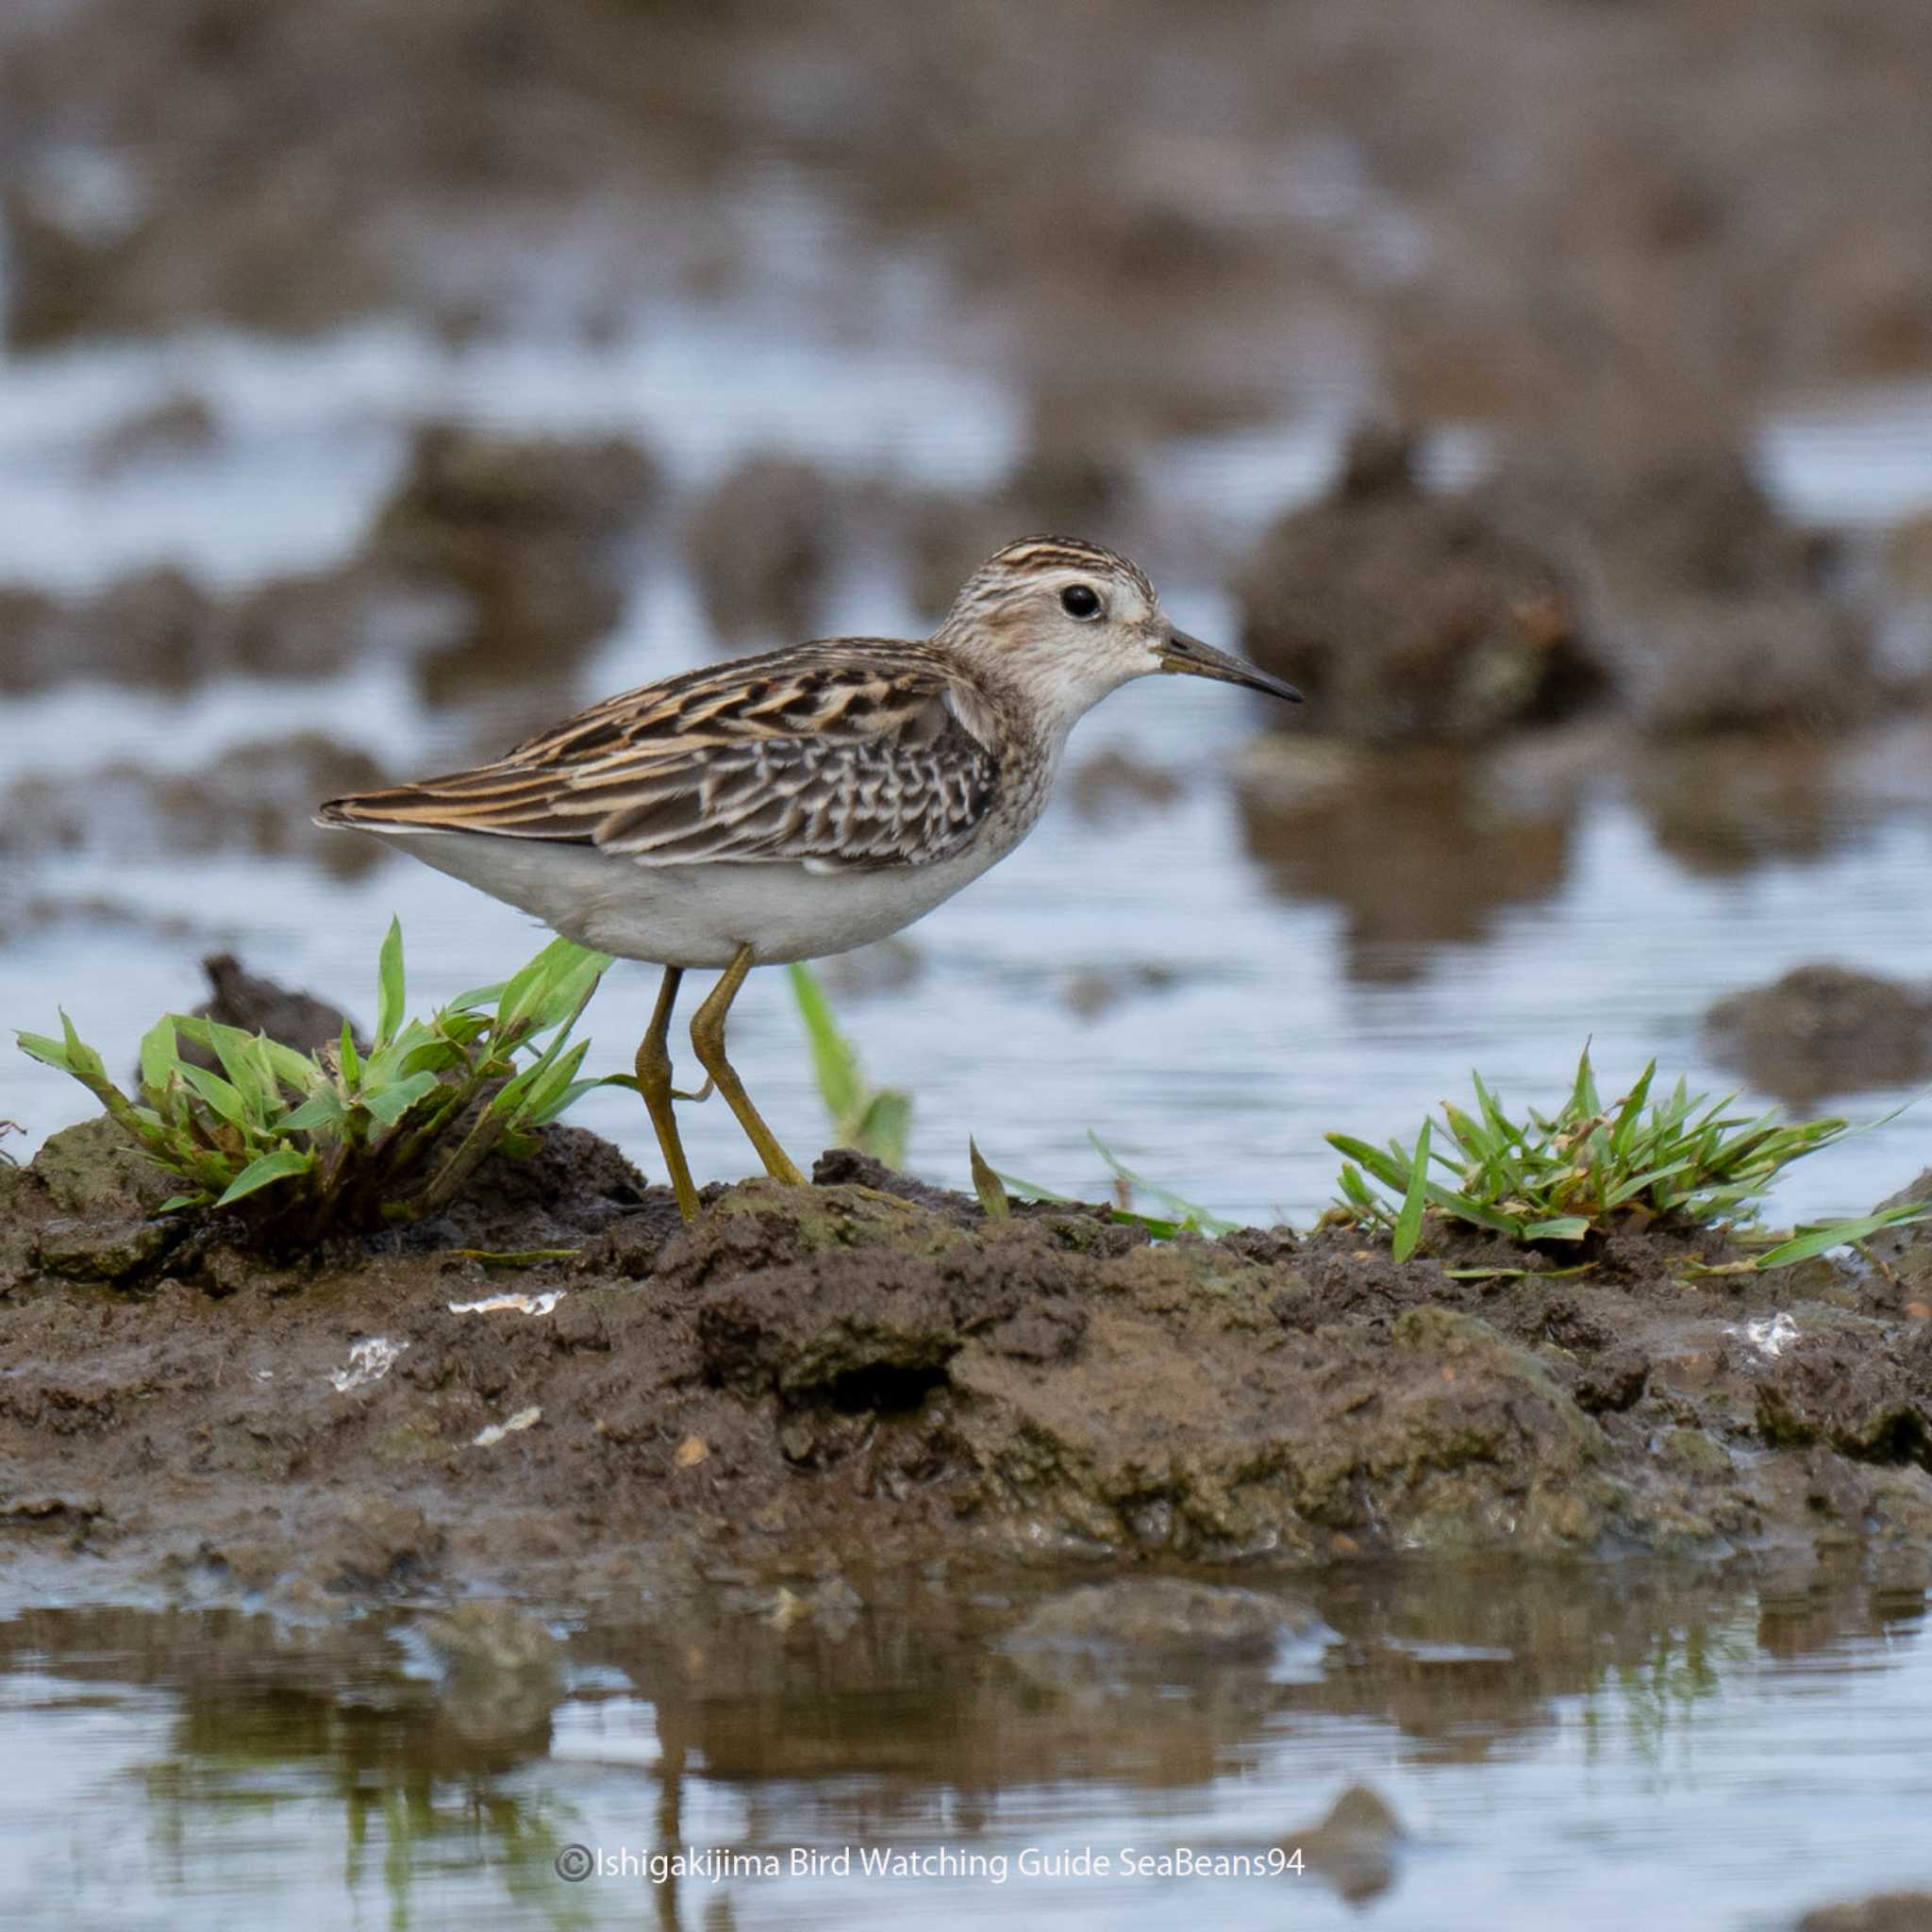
3, 0, 1932, 1224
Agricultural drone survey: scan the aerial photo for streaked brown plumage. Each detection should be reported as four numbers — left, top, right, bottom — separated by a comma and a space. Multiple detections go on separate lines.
316, 536, 1299, 1221
319, 641, 1008, 871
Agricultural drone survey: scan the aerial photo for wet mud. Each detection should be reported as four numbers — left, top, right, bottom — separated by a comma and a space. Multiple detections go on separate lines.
1235, 427, 1878, 745
5, 0, 1928, 759
6, 1113, 1932, 1611
12, 0, 1928, 428
1237, 426, 1601, 744
0, 734, 390, 880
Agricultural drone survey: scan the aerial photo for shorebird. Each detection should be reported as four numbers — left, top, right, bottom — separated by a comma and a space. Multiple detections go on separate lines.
317, 536, 1301, 1219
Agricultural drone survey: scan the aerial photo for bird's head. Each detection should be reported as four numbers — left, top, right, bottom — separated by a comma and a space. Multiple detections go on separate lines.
935, 534, 1301, 733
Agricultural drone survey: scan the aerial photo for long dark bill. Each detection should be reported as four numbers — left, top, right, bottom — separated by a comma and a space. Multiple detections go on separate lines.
1158, 629, 1303, 704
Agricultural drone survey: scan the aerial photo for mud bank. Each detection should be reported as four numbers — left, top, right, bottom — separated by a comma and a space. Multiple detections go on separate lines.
6, 1119, 1932, 1609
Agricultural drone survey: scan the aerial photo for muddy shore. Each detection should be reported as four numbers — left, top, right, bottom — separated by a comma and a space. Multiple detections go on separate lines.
5, 1115, 1931, 1612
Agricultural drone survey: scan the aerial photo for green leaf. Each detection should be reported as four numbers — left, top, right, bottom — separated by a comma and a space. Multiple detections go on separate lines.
206, 1023, 273, 1124
970, 1138, 1009, 1218
1522, 1215, 1592, 1241
1609, 1061, 1657, 1157
258, 1037, 321, 1093
1088, 1132, 1238, 1235
788, 962, 862, 1124
495, 938, 609, 1040
1391, 1120, 1431, 1263
508, 1038, 592, 1123
854, 1091, 912, 1167
398, 1034, 464, 1079
1325, 1133, 1414, 1199
17, 1029, 73, 1073
59, 1009, 100, 1080
518, 1070, 635, 1127
339, 1019, 361, 1086
276, 1089, 347, 1133
360, 1069, 440, 1125
993, 1169, 1075, 1206
215, 1147, 315, 1208
375, 917, 406, 1049
178, 1062, 254, 1131
138, 1019, 179, 1097
1753, 1204, 1932, 1270
157, 1192, 205, 1213
525, 1075, 612, 1125
530, 941, 610, 1032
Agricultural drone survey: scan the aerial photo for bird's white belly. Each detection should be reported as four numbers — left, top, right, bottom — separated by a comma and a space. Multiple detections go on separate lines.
363, 828, 1015, 968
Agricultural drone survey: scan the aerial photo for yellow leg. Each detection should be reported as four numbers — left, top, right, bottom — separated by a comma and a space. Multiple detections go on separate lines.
636, 966, 702, 1222
691, 943, 807, 1187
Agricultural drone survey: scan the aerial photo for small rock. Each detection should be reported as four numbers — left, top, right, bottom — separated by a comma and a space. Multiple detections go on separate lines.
86, 391, 219, 475
1006, 1578, 1321, 1665
311, 1499, 442, 1596
1583, 441, 1869, 736
574, 1215, 668, 1280
1061, 961, 1176, 1022
188, 950, 369, 1063
1704, 964, 1932, 1107
1287, 1782, 1406, 1905
424, 1600, 563, 1677
1756, 1334, 1925, 1462
1237, 424, 1599, 743
688, 453, 837, 641
1574, 1345, 1650, 1414
421, 1601, 564, 1743
372, 421, 658, 690
1797, 1894, 1932, 1932
1661, 1427, 1732, 1475
28, 1116, 175, 1220
1067, 746, 1183, 821
817, 939, 924, 1000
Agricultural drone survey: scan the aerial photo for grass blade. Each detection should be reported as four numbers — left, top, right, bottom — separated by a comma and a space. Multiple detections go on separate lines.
1391, 1120, 1431, 1262
375, 917, 407, 1048
788, 962, 861, 1124
1752, 1203, 1932, 1270
970, 1139, 1010, 1218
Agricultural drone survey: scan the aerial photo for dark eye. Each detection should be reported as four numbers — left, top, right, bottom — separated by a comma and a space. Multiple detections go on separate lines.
1060, 584, 1101, 619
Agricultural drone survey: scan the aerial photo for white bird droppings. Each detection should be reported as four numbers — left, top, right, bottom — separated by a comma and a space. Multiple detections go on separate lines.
329, 1337, 408, 1392
473, 1406, 542, 1448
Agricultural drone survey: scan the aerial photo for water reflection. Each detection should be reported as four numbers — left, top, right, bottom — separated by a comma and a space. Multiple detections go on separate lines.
1626, 734, 1867, 878
1233, 740, 1579, 983
4, 1562, 1931, 1928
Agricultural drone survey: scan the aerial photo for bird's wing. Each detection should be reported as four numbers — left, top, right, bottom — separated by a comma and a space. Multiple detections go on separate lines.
317, 641, 1002, 871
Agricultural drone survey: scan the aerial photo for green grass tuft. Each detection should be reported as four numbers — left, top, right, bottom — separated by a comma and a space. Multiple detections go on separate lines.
16, 921, 619, 1241
1327, 1045, 1928, 1267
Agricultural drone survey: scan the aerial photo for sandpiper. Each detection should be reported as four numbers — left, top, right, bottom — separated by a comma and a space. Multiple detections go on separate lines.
317, 536, 1301, 1219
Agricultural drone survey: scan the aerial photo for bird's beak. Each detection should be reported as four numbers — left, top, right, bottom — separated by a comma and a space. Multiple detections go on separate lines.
1157, 629, 1303, 704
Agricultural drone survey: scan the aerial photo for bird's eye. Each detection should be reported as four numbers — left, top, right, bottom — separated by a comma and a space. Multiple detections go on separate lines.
1060, 584, 1102, 619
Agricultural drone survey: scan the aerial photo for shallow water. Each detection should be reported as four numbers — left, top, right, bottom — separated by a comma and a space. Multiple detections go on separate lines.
7, 305, 1932, 1230
7, 555, 1932, 1230
1, 1563, 1927, 1931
